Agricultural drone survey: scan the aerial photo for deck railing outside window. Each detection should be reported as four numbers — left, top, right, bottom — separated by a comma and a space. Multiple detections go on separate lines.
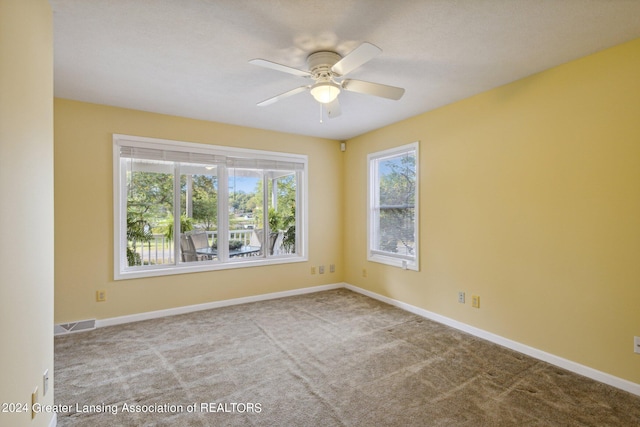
129, 229, 255, 266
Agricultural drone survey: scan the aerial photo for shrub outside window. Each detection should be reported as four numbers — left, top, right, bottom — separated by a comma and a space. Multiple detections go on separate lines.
368, 142, 419, 270
114, 134, 307, 279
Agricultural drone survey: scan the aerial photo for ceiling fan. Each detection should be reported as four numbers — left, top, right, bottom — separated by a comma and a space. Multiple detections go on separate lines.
249, 42, 405, 118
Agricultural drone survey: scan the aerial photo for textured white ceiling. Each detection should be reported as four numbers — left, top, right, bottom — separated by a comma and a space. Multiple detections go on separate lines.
51, 0, 640, 140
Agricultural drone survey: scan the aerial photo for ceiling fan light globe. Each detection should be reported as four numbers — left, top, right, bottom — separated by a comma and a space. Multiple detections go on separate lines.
310, 82, 340, 104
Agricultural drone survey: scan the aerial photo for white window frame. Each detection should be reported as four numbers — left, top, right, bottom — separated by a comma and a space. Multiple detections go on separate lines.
113, 134, 308, 280
367, 142, 419, 271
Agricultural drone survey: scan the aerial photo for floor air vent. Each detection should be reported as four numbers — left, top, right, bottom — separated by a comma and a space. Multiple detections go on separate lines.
54, 319, 96, 336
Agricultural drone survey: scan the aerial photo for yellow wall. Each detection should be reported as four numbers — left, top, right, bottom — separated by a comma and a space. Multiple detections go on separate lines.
0, 0, 55, 426
343, 38, 640, 384
54, 100, 344, 322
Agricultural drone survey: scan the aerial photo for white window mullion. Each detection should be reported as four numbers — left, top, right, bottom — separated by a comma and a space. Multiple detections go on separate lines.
218, 166, 229, 261
295, 170, 302, 256
173, 163, 181, 265
272, 177, 278, 212
262, 171, 269, 257
372, 162, 381, 252
118, 158, 129, 272
185, 174, 193, 218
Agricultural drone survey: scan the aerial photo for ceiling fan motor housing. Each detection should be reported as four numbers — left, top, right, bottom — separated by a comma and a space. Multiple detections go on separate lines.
307, 51, 342, 81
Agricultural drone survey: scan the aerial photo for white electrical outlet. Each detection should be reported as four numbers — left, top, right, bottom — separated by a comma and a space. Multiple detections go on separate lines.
634, 336, 640, 354
319, 265, 325, 274
458, 292, 465, 304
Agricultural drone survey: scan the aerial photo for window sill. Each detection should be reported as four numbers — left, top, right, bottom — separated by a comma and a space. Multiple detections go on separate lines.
115, 255, 308, 280
367, 253, 418, 271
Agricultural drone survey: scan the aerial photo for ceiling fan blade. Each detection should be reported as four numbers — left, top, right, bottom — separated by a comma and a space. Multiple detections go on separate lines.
331, 42, 382, 76
342, 79, 405, 100
257, 86, 309, 107
326, 98, 341, 118
249, 59, 311, 78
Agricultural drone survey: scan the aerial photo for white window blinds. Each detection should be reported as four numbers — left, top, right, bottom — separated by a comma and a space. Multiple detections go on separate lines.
119, 146, 304, 171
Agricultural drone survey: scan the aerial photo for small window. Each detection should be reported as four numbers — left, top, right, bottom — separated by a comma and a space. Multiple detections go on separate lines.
368, 142, 419, 270
114, 134, 307, 279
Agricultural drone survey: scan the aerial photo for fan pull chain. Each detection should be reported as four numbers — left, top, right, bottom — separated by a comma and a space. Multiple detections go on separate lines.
319, 103, 323, 124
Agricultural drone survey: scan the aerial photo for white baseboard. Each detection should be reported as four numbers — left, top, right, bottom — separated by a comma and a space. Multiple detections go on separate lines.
343, 282, 640, 397
64, 281, 639, 397
95, 283, 343, 328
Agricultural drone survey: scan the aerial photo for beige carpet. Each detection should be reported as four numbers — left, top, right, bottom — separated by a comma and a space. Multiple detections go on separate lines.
54, 289, 640, 426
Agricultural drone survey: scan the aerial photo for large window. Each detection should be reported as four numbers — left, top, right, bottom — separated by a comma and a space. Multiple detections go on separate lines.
368, 142, 419, 270
114, 134, 307, 279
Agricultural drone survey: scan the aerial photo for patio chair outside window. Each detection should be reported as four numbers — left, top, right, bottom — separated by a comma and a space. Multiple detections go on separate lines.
187, 231, 214, 260
180, 234, 201, 262
250, 229, 279, 256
